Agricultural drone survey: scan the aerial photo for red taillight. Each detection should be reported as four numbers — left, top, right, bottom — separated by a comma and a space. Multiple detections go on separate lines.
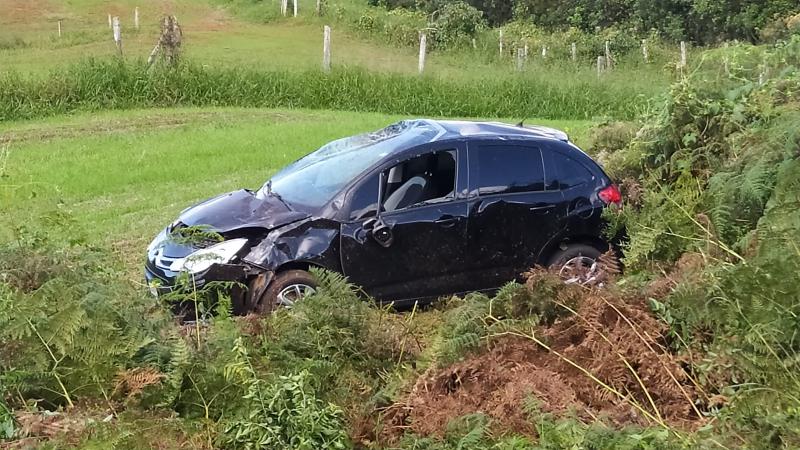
598, 184, 622, 206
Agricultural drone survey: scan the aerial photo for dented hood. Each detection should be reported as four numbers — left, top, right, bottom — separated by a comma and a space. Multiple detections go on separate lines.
177, 189, 310, 233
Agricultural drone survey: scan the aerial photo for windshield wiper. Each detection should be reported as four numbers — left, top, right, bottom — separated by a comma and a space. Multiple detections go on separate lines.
264, 180, 292, 209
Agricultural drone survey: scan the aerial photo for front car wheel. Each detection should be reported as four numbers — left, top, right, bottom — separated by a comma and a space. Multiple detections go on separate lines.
255, 269, 318, 313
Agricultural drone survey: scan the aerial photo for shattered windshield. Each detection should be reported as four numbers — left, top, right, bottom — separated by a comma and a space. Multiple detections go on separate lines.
257, 120, 445, 209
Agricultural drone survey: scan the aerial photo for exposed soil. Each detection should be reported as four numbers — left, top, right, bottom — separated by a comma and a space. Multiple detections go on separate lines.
0, 0, 55, 25
384, 289, 705, 439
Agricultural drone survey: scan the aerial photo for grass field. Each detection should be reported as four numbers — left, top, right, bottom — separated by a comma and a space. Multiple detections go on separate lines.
0, 0, 426, 75
0, 0, 672, 93
0, 107, 592, 275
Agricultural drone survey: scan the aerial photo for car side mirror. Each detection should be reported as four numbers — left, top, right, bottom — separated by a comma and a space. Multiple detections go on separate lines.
362, 217, 393, 248
371, 220, 394, 248
362, 217, 378, 231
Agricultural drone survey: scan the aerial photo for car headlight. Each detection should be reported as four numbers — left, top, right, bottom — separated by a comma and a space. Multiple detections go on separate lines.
147, 229, 168, 259
169, 238, 249, 274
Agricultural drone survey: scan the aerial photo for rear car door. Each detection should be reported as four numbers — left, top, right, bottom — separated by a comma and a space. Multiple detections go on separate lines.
540, 142, 607, 243
339, 143, 470, 304
465, 140, 566, 289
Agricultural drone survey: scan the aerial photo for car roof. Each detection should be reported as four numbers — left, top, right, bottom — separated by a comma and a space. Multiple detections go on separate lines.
417, 119, 570, 143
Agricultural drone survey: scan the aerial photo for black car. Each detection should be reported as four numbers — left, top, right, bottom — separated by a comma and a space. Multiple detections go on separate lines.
145, 120, 621, 314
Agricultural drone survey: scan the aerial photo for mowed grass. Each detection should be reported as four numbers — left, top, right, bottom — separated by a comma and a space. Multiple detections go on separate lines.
0, 0, 423, 75
0, 107, 592, 274
0, 0, 671, 98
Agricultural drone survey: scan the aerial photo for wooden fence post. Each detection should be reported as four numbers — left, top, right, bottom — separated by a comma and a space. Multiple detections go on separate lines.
418, 32, 427, 74
112, 16, 122, 56
108, 14, 112, 29
58, 19, 62, 38
499, 30, 503, 57
322, 25, 331, 72
135, 7, 140, 30
541, 45, 547, 59
516, 48, 524, 71
679, 41, 687, 69
642, 39, 649, 63
523, 43, 528, 60
604, 40, 612, 70
597, 56, 605, 77
571, 42, 576, 62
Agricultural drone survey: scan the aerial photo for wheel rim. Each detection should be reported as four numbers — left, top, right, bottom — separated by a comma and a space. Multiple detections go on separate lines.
559, 256, 600, 286
275, 283, 315, 307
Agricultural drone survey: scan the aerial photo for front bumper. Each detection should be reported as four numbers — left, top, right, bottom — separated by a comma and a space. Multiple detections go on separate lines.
145, 260, 254, 314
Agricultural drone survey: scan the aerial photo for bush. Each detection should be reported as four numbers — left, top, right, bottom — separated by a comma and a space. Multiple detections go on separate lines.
222, 343, 349, 450
611, 37, 800, 267
430, 1, 486, 49
587, 121, 638, 156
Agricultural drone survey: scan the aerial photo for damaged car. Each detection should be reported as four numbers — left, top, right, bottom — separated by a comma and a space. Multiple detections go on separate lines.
145, 119, 622, 314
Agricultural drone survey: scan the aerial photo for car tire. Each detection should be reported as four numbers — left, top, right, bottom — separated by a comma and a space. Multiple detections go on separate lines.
547, 243, 604, 285
256, 270, 318, 314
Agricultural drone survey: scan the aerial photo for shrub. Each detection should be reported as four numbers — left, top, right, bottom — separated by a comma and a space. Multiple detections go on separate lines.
587, 121, 638, 156
222, 341, 349, 450
430, 1, 486, 49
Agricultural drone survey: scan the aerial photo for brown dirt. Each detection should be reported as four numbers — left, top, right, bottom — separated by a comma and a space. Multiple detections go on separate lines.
384, 288, 705, 439
0, 0, 55, 24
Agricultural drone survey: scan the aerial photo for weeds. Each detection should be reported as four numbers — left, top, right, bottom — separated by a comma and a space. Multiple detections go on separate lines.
0, 59, 657, 122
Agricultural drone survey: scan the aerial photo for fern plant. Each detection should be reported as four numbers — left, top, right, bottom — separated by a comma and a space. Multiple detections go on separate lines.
222, 338, 349, 450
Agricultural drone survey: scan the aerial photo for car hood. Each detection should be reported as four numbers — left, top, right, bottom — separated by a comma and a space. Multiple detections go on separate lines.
177, 189, 310, 233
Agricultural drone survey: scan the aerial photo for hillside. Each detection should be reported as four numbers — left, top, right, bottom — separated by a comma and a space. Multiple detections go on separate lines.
1, 0, 799, 449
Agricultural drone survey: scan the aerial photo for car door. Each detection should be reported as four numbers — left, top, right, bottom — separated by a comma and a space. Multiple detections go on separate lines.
541, 142, 605, 240
339, 143, 470, 304
465, 140, 566, 289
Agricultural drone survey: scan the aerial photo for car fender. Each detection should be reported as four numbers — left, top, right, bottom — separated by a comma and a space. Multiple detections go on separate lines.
536, 208, 607, 265
242, 217, 343, 274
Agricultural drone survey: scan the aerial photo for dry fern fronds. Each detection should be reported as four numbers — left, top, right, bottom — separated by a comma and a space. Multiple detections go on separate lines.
113, 367, 165, 399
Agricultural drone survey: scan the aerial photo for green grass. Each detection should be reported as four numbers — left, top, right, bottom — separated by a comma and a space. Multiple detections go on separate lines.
0, 0, 425, 75
0, 107, 592, 273
0, 59, 657, 121
0, 0, 672, 93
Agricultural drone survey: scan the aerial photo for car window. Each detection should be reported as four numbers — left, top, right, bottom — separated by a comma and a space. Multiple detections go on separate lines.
256, 120, 447, 209
348, 173, 380, 221
381, 150, 457, 213
555, 155, 594, 189
476, 145, 545, 195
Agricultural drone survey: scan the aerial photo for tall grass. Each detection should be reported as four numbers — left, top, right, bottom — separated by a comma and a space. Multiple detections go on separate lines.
0, 59, 658, 121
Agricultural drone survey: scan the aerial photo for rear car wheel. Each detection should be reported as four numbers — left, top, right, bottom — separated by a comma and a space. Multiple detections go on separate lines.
256, 270, 317, 314
548, 244, 604, 286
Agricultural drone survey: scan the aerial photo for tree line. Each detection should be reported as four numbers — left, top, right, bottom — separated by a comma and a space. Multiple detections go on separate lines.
371, 0, 799, 44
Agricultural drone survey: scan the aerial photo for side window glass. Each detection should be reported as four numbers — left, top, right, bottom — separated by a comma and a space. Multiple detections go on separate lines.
476, 145, 545, 195
348, 174, 379, 221
557, 155, 594, 189
381, 150, 457, 212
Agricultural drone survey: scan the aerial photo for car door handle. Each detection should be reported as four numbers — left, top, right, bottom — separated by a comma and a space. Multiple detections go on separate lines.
529, 205, 555, 215
434, 215, 458, 228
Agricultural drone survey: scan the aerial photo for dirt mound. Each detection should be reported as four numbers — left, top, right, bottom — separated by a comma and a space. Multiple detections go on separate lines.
386, 290, 704, 438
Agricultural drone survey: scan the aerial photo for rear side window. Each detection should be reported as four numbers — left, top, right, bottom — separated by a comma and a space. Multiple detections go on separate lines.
555, 155, 594, 189
475, 145, 545, 195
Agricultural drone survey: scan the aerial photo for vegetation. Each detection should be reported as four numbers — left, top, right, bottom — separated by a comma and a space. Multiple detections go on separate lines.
0, 59, 662, 122
372, 0, 799, 44
2, 0, 800, 448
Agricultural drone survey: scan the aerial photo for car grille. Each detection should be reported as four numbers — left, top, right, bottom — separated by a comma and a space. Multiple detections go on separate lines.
152, 248, 181, 272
